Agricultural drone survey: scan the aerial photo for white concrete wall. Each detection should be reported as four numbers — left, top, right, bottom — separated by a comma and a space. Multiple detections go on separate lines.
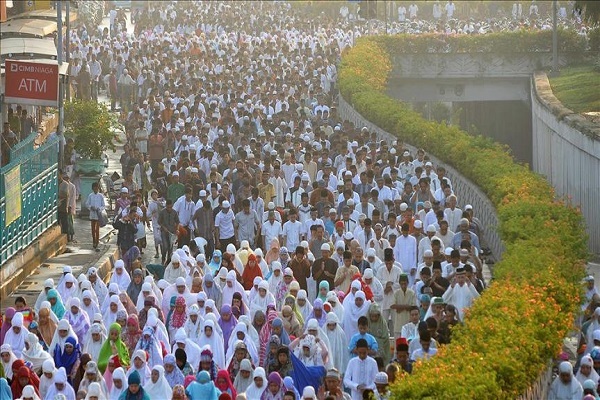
531, 72, 600, 256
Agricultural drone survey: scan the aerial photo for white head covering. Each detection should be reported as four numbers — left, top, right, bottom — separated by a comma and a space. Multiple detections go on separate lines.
109, 367, 127, 400
3, 312, 29, 358
0, 344, 18, 380
39, 358, 56, 399
197, 319, 226, 369
244, 367, 267, 399
22, 332, 52, 374
144, 365, 172, 399
324, 312, 349, 373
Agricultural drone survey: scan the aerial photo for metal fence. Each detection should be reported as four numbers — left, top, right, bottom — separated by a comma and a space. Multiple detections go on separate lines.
338, 95, 504, 261
0, 137, 59, 264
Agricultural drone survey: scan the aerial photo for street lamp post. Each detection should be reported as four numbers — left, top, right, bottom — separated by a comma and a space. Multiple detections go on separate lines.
551, 0, 559, 76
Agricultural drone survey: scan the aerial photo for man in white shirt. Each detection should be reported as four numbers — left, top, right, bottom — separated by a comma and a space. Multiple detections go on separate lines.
394, 223, 418, 286
443, 195, 463, 233
442, 267, 480, 321
282, 209, 303, 250
344, 338, 378, 400
411, 331, 437, 362
173, 187, 195, 234
262, 211, 282, 249
214, 200, 236, 251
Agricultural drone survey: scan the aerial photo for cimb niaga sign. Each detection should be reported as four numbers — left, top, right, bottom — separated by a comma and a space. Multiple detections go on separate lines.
4, 59, 59, 107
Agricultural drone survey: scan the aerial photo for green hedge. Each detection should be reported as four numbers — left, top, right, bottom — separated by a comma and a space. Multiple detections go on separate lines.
369, 29, 591, 54
339, 35, 589, 399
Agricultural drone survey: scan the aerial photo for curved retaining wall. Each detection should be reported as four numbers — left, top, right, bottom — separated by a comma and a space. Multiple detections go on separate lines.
532, 71, 600, 256
339, 95, 504, 260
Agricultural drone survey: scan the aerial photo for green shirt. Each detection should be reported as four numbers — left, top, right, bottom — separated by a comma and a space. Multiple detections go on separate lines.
167, 182, 185, 203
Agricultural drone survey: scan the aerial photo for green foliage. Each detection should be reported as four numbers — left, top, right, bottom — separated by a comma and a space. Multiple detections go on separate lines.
339, 36, 588, 399
549, 65, 600, 113
372, 29, 587, 55
64, 100, 118, 159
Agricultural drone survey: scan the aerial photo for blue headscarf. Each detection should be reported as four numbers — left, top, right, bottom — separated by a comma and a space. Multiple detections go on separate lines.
163, 354, 185, 387
186, 370, 221, 400
272, 317, 291, 345
0, 378, 11, 400
47, 289, 65, 319
208, 250, 222, 276
54, 336, 80, 378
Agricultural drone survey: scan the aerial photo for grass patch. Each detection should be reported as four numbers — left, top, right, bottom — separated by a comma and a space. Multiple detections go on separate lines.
549, 65, 600, 113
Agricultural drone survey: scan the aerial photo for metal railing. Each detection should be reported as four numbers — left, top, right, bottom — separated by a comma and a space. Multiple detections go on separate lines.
338, 95, 504, 261
517, 362, 553, 400
0, 137, 59, 264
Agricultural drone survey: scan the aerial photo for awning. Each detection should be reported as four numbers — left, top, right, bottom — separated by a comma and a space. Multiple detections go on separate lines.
0, 38, 57, 61
0, 19, 58, 39
7, 9, 78, 24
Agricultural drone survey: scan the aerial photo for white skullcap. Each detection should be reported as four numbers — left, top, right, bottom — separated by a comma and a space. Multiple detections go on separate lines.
414, 220, 423, 229
424, 249, 434, 257
364, 269, 374, 279
320, 243, 330, 252
302, 386, 316, 398
400, 203, 408, 211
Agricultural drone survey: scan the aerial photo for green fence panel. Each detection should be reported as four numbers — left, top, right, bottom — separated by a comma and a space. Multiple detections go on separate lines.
0, 137, 59, 264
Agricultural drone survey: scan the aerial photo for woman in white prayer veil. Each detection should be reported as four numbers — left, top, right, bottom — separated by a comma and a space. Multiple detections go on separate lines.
233, 358, 254, 395
22, 332, 52, 374
296, 290, 313, 323
205, 300, 221, 320
161, 277, 194, 317
268, 261, 284, 295
237, 315, 260, 352
39, 359, 56, 399
144, 365, 172, 399
249, 280, 276, 320
108, 367, 127, 400
48, 319, 77, 356
203, 312, 223, 336
100, 283, 121, 315
84, 323, 106, 362
172, 328, 201, 371
248, 276, 263, 304
197, 319, 226, 369
244, 366, 267, 399
548, 361, 583, 400
226, 323, 259, 365
342, 291, 371, 342
303, 318, 332, 367
144, 312, 169, 348
109, 260, 131, 292
424, 297, 446, 325
145, 275, 163, 304
34, 279, 55, 312
81, 290, 101, 323
19, 385, 42, 400
4, 312, 29, 358
326, 291, 345, 322
217, 267, 228, 290
575, 355, 600, 387
254, 248, 270, 277
135, 282, 154, 312
226, 243, 245, 276
102, 295, 126, 329
222, 270, 249, 307
39, 301, 59, 324
57, 272, 78, 306
84, 381, 107, 400
183, 304, 204, 342
323, 312, 349, 374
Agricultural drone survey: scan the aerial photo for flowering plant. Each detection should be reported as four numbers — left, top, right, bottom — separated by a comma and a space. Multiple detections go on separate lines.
340, 36, 588, 399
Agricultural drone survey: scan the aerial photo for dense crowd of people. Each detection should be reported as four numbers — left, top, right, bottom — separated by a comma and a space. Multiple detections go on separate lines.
1, 1, 598, 400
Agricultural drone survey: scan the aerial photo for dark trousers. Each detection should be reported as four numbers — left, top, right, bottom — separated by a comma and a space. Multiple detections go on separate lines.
219, 236, 236, 253
58, 211, 69, 235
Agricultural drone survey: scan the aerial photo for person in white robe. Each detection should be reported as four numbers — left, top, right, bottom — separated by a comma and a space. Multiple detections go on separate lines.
183, 304, 204, 342
222, 270, 249, 307
39, 301, 59, 324
255, 248, 270, 277
326, 291, 345, 322
48, 319, 78, 356
108, 367, 127, 400
343, 291, 371, 342
161, 277, 195, 317
244, 367, 267, 399
44, 367, 76, 400
100, 283, 121, 315
226, 323, 259, 365
237, 315, 260, 351
0, 344, 18, 381
144, 365, 173, 399
3, 312, 29, 358
575, 355, 600, 387
39, 359, 56, 399
172, 328, 202, 372
268, 262, 284, 294
164, 253, 188, 284
249, 280, 276, 319
84, 323, 106, 362
102, 295, 126, 329
34, 279, 55, 312
441, 268, 480, 321
135, 282, 154, 312
226, 243, 245, 276
57, 273, 79, 306
84, 382, 106, 400
22, 332, 52, 374
548, 361, 583, 400
81, 290, 101, 323
109, 260, 131, 292
145, 312, 169, 349
126, 349, 152, 386
324, 312, 349, 374
197, 319, 226, 369
343, 338, 378, 400
296, 290, 313, 323
363, 269, 384, 304
393, 229, 418, 286
88, 267, 109, 309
